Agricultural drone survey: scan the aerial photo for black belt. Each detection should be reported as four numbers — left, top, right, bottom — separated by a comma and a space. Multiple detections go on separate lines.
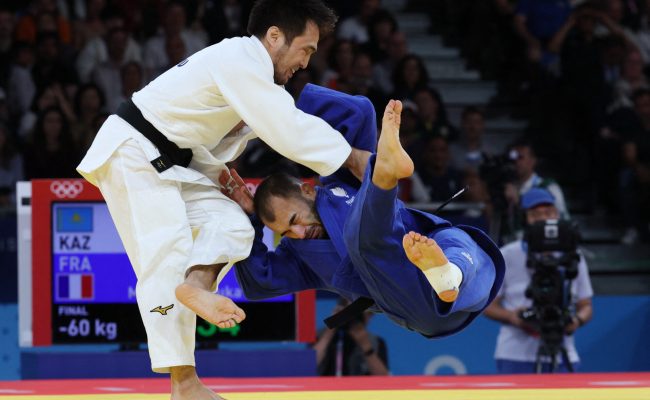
324, 297, 375, 329
116, 99, 193, 173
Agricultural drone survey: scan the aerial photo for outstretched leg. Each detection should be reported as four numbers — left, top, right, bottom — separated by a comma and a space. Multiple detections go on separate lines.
372, 100, 414, 190
403, 231, 463, 302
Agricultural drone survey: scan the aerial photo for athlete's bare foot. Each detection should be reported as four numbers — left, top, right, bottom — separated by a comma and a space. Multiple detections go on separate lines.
403, 231, 462, 302
175, 283, 245, 329
373, 99, 415, 190
171, 366, 226, 400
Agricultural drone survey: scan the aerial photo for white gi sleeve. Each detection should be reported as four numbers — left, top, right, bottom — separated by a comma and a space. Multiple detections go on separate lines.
209, 58, 352, 177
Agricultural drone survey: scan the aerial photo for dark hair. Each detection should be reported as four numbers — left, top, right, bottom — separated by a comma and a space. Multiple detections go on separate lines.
253, 172, 304, 222
414, 86, 450, 125
391, 54, 430, 93
367, 9, 398, 43
247, 0, 338, 45
461, 106, 484, 121
509, 138, 536, 157
32, 106, 73, 149
74, 83, 106, 115
632, 88, 650, 104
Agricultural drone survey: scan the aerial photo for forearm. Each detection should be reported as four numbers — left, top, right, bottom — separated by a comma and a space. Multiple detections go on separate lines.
483, 300, 517, 326
343, 148, 372, 182
313, 328, 336, 366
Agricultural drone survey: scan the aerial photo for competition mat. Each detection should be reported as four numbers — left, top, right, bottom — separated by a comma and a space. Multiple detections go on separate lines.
1, 373, 649, 399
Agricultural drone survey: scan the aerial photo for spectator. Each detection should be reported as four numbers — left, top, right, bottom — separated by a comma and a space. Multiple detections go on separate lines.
202, 0, 252, 45
23, 106, 79, 179
513, 0, 572, 65
30, 31, 77, 92
336, 0, 381, 44
90, 27, 132, 112
321, 39, 355, 92
347, 51, 386, 113
450, 106, 503, 172
70, 0, 107, 51
107, 61, 143, 113
70, 83, 105, 150
0, 122, 23, 207
14, 0, 72, 45
413, 86, 458, 142
0, 8, 15, 90
372, 30, 408, 95
619, 88, 650, 244
142, 1, 207, 77
150, 32, 185, 79
313, 298, 389, 376
609, 49, 648, 112
484, 188, 593, 374
506, 140, 569, 218
361, 9, 398, 62
390, 53, 429, 101
6, 42, 36, 120
416, 135, 464, 203
18, 81, 75, 140
75, 8, 142, 83
286, 67, 318, 101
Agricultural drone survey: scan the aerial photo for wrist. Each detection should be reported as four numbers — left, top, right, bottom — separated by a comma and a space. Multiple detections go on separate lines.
575, 315, 585, 327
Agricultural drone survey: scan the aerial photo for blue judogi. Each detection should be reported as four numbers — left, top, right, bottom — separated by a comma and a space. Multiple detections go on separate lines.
235, 84, 505, 337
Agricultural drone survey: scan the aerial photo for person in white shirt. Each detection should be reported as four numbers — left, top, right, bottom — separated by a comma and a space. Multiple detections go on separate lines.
484, 188, 593, 373
77, 1, 369, 398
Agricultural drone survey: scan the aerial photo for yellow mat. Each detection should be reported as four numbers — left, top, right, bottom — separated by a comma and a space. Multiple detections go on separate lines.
2, 388, 649, 400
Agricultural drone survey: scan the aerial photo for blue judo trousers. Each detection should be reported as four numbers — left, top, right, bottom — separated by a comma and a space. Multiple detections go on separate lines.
235, 84, 505, 338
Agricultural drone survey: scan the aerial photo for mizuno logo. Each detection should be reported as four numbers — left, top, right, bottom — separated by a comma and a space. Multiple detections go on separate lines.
150, 304, 174, 315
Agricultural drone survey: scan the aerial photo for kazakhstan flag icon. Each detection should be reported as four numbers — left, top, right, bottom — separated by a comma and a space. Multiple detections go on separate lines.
57, 207, 93, 232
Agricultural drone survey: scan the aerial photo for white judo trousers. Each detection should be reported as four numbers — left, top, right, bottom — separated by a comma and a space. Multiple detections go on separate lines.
91, 134, 253, 372
77, 35, 351, 373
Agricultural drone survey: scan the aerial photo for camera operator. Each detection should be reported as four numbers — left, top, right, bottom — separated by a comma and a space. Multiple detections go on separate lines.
313, 298, 389, 376
484, 188, 593, 373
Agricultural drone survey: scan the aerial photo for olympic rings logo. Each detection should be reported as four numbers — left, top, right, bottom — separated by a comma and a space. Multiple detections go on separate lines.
50, 181, 84, 199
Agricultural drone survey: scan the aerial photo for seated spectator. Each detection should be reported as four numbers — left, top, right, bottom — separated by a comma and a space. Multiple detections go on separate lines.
23, 106, 79, 179
6, 42, 36, 120
347, 51, 387, 114
106, 61, 144, 113
336, 0, 380, 44
505, 140, 569, 218
30, 31, 77, 94
70, 0, 108, 51
90, 28, 133, 112
70, 83, 105, 150
0, 122, 23, 208
18, 82, 75, 141
142, 1, 207, 77
609, 49, 648, 112
450, 106, 503, 172
413, 86, 459, 142
361, 9, 398, 63
14, 0, 72, 45
390, 54, 429, 101
0, 7, 16, 90
416, 135, 464, 203
619, 89, 650, 244
202, 0, 252, 45
514, 0, 572, 66
313, 298, 389, 376
372, 31, 408, 95
75, 8, 142, 83
321, 39, 355, 92
150, 32, 185, 80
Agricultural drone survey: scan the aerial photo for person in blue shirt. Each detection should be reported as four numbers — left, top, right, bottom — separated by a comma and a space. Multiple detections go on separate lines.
220, 84, 505, 337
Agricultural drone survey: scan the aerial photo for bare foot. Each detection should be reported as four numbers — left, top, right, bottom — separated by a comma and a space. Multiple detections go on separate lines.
175, 283, 245, 329
373, 99, 415, 190
403, 231, 461, 302
171, 366, 226, 400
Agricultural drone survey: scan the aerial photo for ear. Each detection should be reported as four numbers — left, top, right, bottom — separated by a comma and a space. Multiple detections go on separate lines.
300, 182, 315, 198
264, 26, 285, 50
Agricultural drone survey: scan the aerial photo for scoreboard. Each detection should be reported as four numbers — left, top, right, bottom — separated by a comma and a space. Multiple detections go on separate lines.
30, 179, 315, 346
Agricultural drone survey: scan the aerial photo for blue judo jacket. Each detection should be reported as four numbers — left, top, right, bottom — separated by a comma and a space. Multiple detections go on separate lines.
235, 84, 504, 337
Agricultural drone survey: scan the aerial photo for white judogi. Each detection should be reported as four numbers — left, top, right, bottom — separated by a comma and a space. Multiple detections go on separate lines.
77, 36, 352, 373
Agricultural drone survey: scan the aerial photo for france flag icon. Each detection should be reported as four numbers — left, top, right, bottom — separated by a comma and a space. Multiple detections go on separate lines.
57, 274, 94, 301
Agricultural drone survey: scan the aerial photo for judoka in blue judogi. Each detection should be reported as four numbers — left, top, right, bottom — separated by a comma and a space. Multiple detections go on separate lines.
223, 84, 505, 338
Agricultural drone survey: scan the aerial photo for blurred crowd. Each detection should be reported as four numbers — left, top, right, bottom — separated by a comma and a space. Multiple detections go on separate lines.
0, 0, 647, 245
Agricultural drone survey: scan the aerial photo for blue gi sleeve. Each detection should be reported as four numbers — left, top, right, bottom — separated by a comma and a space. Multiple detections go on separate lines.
234, 215, 325, 300
296, 84, 377, 188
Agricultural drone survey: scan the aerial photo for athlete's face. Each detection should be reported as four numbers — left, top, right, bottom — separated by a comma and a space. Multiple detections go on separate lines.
262, 186, 325, 240
271, 21, 319, 85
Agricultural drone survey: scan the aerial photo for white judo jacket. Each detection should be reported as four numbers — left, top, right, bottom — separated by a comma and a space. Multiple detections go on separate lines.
78, 35, 352, 186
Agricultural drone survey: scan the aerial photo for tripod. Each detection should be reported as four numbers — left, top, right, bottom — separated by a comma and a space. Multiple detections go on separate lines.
534, 337, 573, 373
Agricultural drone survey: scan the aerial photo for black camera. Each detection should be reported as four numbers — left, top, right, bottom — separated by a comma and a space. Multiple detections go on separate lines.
479, 150, 518, 210
521, 219, 581, 373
